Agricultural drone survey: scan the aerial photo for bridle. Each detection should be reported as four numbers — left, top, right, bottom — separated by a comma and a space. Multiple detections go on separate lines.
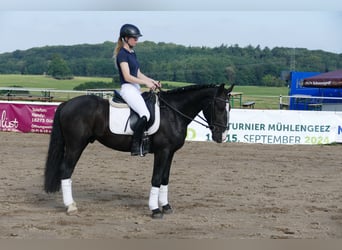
209, 96, 231, 131
157, 90, 231, 131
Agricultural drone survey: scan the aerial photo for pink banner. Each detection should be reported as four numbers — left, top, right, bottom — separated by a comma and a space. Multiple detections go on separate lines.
0, 102, 59, 133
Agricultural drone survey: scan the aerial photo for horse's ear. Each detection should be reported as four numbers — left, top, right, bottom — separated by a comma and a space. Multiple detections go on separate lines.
226, 84, 235, 93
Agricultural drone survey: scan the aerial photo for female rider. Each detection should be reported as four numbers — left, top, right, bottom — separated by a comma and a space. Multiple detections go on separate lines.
114, 24, 161, 156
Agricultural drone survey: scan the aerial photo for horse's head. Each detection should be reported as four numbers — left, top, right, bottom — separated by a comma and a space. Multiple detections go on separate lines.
203, 84, 234, 143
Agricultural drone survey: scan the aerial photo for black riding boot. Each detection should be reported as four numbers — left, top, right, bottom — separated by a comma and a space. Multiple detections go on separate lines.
131, 116, 147, 156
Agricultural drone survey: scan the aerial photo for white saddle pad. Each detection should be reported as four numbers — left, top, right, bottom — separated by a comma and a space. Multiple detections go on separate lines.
108, 97, 160, 135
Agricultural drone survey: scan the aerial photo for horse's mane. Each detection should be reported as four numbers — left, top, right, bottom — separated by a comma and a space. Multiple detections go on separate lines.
162, 84, 219, 95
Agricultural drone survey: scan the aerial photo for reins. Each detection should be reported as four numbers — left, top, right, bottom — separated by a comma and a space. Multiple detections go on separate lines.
156, 88, 230, 130
157, 92, 211, 128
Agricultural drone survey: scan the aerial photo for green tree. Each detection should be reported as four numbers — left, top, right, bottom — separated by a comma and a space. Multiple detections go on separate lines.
47, 54, 73, 79
261, 74, 285, 87
0, 41, 341, 85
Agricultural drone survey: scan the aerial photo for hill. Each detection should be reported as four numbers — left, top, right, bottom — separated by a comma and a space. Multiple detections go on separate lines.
0, 41, 341, 86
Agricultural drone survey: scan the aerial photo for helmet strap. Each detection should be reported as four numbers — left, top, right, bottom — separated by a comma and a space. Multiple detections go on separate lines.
123, 37, 134, 49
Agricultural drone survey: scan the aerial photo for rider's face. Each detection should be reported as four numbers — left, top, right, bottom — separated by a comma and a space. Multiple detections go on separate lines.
127, 37, 138, 47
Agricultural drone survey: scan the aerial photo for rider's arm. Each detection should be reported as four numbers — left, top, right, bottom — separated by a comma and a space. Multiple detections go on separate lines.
120, 62, 160, 89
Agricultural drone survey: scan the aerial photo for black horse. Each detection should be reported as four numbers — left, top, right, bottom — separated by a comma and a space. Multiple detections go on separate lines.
44, 83, 234, 218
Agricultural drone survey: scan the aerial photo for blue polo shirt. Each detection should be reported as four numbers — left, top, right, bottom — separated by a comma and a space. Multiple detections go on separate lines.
116, 47, 140, 84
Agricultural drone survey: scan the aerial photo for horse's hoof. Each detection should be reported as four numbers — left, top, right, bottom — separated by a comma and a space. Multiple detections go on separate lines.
66, 202, 78, 215
162, 204, 173, 214
151, 208, 163, 219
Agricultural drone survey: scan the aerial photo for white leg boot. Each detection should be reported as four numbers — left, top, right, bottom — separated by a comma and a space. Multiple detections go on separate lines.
148, 186, 163, 218
159, 185, 168, 207
148, 186, 159, 211
61, 179, 77, 214
159, 185, 172, 214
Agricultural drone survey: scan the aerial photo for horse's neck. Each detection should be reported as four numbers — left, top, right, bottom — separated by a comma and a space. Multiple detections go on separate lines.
170, 89, 212, 120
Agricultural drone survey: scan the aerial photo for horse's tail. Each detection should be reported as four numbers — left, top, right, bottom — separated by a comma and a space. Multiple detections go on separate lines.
44, 103, 65, 193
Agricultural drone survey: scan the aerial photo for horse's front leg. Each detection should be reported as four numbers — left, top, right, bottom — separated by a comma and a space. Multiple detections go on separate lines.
149, 150, 174, 219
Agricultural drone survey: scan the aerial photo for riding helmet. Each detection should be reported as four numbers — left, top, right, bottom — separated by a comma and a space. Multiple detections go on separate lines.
120, 24, 143, 38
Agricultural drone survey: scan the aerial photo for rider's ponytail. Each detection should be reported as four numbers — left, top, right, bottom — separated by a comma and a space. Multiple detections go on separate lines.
113, 37, 123, 69
114, 37, 123, 57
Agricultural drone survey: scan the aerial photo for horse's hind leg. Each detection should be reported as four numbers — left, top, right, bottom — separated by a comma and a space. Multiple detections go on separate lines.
61, 179, 78, 214
60, 141, 88, 214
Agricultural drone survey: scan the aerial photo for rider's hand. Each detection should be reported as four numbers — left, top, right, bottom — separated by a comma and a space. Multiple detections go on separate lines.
152, 80, 161, 88
147, 80, 161, 90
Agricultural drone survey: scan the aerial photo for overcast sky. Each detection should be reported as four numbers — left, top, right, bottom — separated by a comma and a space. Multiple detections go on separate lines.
1, 0, 342, 11
0, 1, 341, 54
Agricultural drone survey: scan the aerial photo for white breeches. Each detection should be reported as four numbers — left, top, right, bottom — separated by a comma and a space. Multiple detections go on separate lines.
120, 83, 150, 121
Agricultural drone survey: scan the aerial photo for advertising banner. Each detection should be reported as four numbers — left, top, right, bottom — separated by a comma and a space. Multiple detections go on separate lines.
187, 109, 342, 145
1, 101, 342, 145
0, 101, 59, 134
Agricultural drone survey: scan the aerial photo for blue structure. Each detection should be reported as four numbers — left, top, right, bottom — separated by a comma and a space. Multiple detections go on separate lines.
289, 71, 342, 110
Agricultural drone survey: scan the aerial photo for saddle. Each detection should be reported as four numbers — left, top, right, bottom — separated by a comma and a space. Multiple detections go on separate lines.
109, 90, 160, 135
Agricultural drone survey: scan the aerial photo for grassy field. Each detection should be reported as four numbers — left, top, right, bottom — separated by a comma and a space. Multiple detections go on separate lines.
0, 74, 113, 90
232, 85, 289, 109
0, 74, 289, 109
